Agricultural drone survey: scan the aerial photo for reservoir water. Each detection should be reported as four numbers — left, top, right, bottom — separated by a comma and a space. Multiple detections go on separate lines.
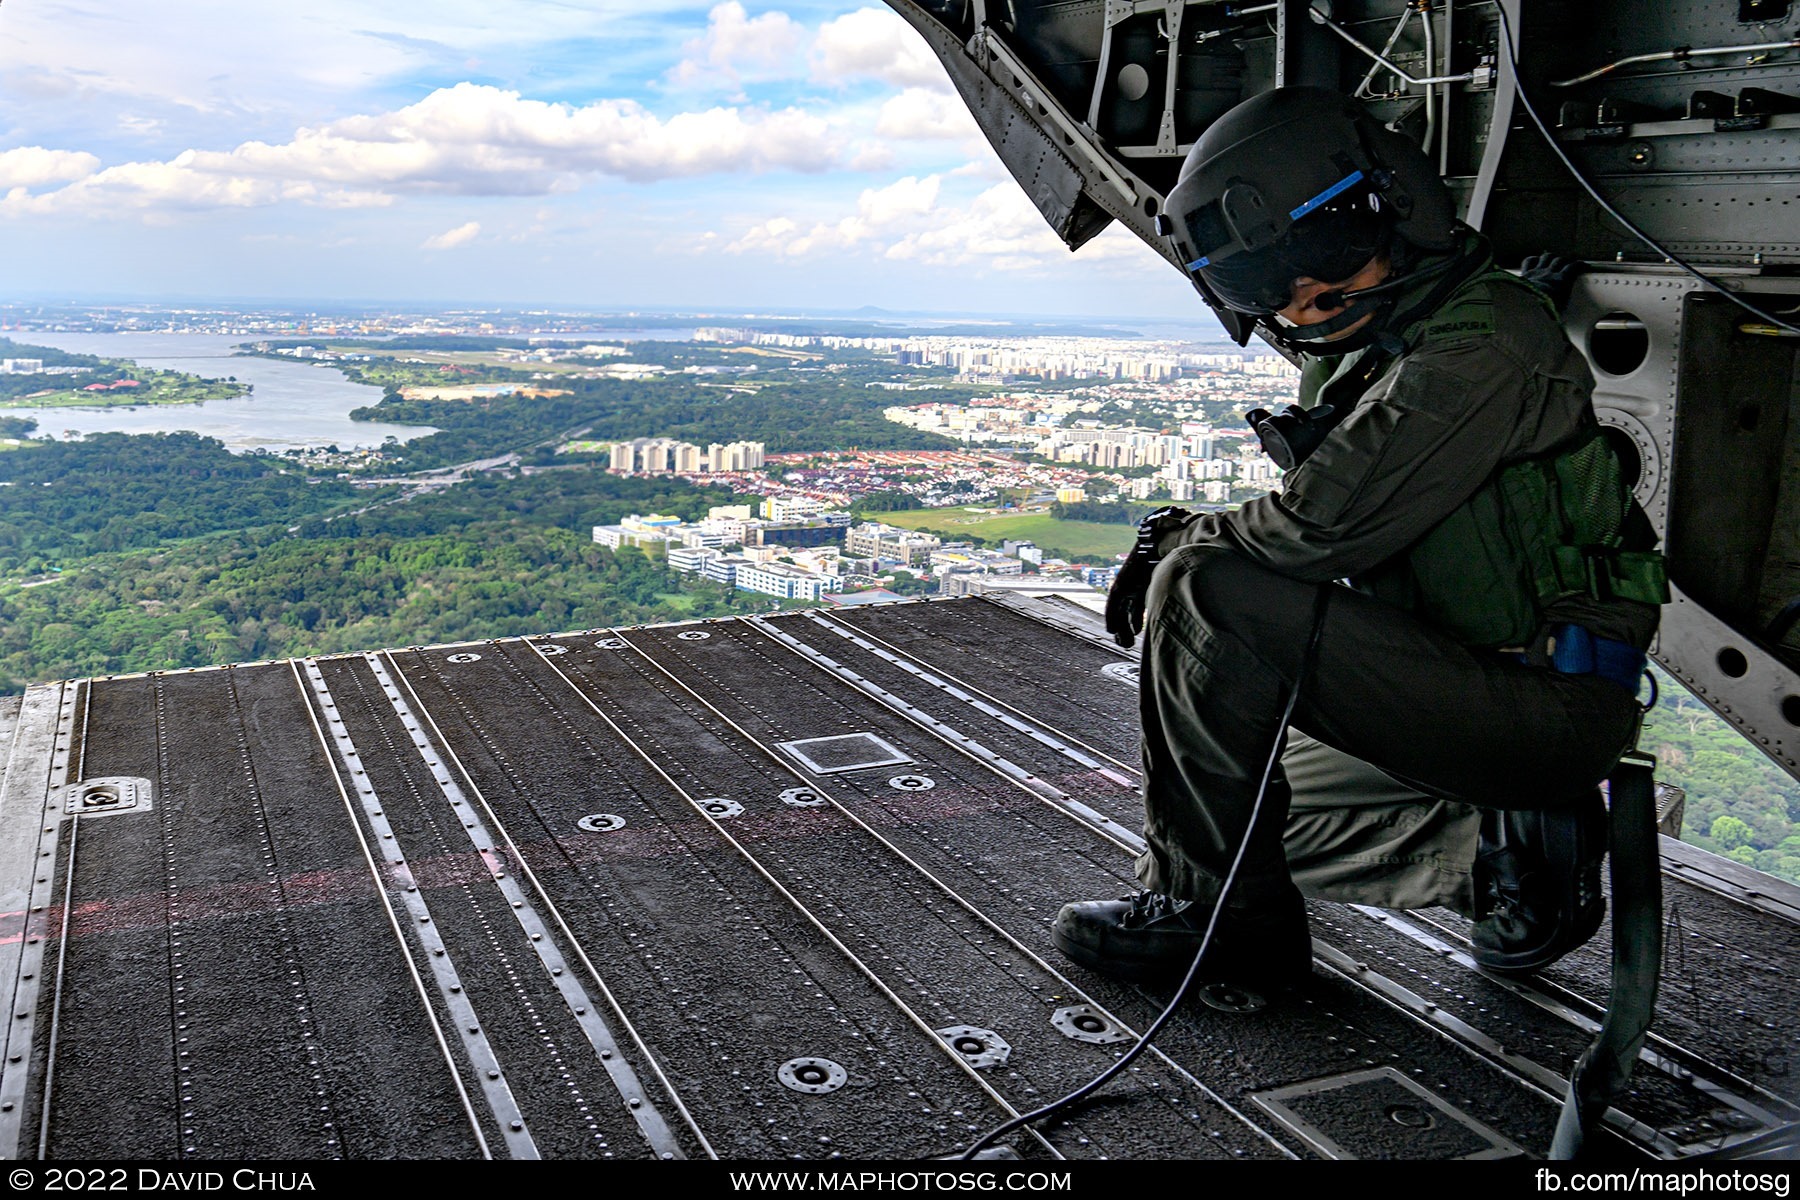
7, 333, 436, 452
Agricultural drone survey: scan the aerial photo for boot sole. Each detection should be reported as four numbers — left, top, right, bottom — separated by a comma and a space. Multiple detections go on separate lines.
1050, 925, 1314, 989
1472, 900, 1606, 977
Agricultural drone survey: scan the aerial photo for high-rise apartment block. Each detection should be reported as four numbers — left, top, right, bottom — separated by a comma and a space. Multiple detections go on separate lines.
608, 438, 765, 474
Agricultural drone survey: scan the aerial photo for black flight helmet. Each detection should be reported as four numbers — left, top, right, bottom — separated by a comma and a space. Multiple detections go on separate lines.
1162, 88, 1457, 344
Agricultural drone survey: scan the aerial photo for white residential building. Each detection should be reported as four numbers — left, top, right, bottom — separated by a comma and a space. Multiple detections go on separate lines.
735, 562, 842, 602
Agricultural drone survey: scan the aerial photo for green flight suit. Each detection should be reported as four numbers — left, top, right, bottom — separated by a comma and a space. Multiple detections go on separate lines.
1137, 241, 1658, 915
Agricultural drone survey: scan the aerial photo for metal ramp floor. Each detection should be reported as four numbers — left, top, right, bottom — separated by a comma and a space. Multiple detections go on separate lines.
0, 596, 1794, 1161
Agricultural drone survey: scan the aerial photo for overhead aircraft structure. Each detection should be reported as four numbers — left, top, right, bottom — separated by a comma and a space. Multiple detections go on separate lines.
879, 0, 1800, 784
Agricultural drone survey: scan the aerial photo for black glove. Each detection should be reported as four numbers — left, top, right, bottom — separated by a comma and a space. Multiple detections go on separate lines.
1519, 252, 1584, 311
1104, 507, 1193, 649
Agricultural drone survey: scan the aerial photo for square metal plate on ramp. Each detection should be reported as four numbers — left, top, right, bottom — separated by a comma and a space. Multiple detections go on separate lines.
775, 733, 912, 775
59, 777, 153, 819
1251, 1067, 1525, 1160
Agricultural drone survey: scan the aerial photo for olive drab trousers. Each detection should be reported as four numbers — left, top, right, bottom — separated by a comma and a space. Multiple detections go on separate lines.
1133, 543, 1644, 915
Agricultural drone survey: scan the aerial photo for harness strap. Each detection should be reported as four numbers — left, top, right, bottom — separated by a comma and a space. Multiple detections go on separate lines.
1551, 751, 1662, 1160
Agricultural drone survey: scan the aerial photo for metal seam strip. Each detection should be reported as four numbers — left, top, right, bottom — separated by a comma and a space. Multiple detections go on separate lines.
300, 659, 536, 1160
817, 608, 1137, 778
1352, 905, 1795, 1130
978, 595, 1131, 658
289, 662, 493, 1159
362, 652, 687, 1161
384, 647, 716, 1161
598, 628, 1297, 1161
804, 614, 1130, 780
747, 618, 1144, 852
1658, 841, 1800, 925
35, 805, 76, 1161
0, 682, 70, 1159
532, 634, 1067, 1161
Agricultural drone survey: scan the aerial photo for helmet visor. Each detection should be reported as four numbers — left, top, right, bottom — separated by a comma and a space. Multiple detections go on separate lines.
1190, 190, 1388, 315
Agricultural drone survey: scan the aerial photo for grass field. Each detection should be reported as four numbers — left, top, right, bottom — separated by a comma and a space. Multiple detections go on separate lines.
871, 507, 1134, 560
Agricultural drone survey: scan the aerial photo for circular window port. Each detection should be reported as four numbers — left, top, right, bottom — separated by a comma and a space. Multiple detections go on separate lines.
1781, 696, 1800, 727
1588, 312, 1650, 377
1117, 62, 1150, 102
1599, 425, 1643, 489
1717, 647, 1749, 678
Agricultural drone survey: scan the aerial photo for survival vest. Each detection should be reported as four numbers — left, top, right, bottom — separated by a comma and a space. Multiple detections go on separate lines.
1404, 422, 1669, 647
1309, 266, 1670, 649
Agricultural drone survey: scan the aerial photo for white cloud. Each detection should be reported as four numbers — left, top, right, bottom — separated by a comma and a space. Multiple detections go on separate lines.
422, 220, 481, 250
1, 83, 851, 216
728, 173, 940, 257
875, 88, 980, 141
811, 8, 947, 90
669, 2, 806, 91
725, 173, 1166, 276
0, 148, 102, 190
882, 183, 1069, 271
0, 0, 664, 123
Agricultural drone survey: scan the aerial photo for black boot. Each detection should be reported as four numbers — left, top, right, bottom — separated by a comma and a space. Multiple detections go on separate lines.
1472, 790, 1608, 976
1051, 887, 1312, 985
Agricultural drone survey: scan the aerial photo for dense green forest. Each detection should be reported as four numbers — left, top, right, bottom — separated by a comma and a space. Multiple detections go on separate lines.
0, 337, 108, 369
352, 377, 959, 470
0, 432, 371, 573
0, 528, 762, 684
0, 457, 757, 689
1638, 665, 1800, 883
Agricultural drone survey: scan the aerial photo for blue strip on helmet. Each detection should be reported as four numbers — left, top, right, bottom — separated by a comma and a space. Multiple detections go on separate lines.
1186, 256, 1211, 271
1288, 169, 1365, 221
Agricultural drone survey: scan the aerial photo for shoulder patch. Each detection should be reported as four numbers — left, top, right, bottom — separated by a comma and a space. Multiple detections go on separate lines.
1422, 308, 1495, 342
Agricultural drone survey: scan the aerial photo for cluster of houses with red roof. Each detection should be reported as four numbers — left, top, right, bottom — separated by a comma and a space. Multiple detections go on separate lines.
80, 379, 142, 392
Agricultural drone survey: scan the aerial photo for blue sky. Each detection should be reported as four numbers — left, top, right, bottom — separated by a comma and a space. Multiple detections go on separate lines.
0, 0, 1207, 320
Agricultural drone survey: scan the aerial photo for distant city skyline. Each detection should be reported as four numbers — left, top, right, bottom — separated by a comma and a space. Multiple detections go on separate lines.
0, 1, 1210, 322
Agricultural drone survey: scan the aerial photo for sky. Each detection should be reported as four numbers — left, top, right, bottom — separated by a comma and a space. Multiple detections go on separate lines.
0, 0, 1210, 321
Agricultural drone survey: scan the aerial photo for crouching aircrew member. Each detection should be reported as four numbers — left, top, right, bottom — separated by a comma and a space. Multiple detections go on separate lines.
1051, 88, 1667, 987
